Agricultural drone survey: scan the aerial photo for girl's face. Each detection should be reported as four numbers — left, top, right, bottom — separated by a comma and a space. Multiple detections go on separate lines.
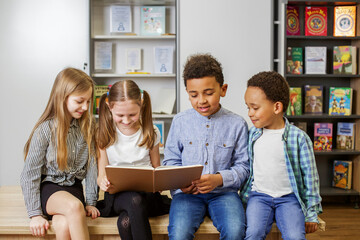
110, 100, 141, 133
66, 88, 92, 120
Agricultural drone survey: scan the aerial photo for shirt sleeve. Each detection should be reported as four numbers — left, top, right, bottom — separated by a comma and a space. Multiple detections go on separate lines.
20, 124, 49, 218
217, 120, 250, 189
299, 133, 322, 223
153, 125, 161, 146
85, 151, 98, 206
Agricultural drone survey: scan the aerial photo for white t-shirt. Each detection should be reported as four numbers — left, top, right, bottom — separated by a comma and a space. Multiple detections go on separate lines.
106, 125, 160, 167
251, 128, 293, 198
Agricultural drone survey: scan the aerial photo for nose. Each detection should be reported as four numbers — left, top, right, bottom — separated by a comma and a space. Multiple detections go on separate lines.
199, 94, 207, 104
122, 116, 130, 124
82, 102, 88, 111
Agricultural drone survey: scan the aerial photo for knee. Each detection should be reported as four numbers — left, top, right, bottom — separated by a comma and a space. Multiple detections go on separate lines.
245, 226, 267, 240
52, 216, 69, 234
65, 199, 85, 217
220, 223, 245, 240
168, 225, 195, 240
282, 231, 306, 240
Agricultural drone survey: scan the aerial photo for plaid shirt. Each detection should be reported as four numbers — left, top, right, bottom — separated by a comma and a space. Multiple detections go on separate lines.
240, 118, 322, 223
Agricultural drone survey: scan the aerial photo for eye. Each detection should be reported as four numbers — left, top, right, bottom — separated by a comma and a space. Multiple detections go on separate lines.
190, 94, 197, 98
206, 92, 214, 96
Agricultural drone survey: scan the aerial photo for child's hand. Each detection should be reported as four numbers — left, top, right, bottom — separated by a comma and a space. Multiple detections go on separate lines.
305, 222, 318, 233
86, 205, 100, 219
192, 174, 223, 194
29, 215, 49, 237
181, 183, 199, 194
99, 175, 111, 192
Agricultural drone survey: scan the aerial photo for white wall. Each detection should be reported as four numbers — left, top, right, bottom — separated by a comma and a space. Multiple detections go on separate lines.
0, 0, 89, 186
178, 0, 272, 126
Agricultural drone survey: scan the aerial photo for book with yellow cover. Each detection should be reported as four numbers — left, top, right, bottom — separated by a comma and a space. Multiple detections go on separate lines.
105, 165, 203, 194
333, 160, 352, 189
334, 6, 356, 37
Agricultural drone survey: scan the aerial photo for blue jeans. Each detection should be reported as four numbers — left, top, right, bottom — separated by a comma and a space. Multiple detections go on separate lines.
245, 191, 305, 240
168, 192, 245, 240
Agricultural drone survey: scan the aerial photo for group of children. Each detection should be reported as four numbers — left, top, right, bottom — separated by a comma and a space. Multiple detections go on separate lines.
20, 53, 322, 240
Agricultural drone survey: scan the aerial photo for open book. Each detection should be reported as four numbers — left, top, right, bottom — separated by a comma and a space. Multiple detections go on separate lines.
105, 165, 203, 194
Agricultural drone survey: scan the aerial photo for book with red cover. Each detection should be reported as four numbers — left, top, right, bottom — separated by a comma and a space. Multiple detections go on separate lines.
287, 6, 300, 35
305, 7, 327, 36
314, 123, 333, 150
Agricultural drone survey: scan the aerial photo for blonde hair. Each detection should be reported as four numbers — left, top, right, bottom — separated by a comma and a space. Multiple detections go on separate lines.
97, 80, 155, 150
24, 68, 95, 171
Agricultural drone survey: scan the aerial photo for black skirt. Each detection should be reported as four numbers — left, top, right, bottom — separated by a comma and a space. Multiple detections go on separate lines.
40, 178, 85, 219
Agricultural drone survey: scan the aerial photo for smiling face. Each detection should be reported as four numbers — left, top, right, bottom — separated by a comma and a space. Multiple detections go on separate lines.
244, 86, 285, 129
186, 76, 227, 117
66, 88, 92, 120
110, 100, 141, 134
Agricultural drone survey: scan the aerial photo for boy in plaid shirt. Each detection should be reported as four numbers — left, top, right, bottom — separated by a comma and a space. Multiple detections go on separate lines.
241, 71, 322, 240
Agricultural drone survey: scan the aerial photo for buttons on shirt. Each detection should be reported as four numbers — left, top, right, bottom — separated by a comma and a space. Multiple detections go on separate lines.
189, 141, 192, 145
205, 143, 209, 146
223, 144, 226, 147
205, 162, 208, 165
206, 125, 209, 128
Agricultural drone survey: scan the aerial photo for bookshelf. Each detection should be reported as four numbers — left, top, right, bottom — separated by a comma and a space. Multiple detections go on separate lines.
90, 0, 178, 153
274, 0, 360, 206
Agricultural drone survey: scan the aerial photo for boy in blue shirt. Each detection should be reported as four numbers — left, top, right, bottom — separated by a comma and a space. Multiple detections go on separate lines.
242, 71, 322, 240
163, 53, 249, 240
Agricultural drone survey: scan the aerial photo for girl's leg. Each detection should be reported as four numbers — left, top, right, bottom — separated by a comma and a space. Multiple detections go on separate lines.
274, 193, 306, 240
117, 211, 132, 240
113, 191, 151, 240
52, 215, 71, 240
208, 192, 245, 240
46, 191, 89, 240
245, 192, 275, 240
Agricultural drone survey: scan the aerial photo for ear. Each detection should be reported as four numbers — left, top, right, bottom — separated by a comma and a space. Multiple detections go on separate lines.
274, 101, 284, 114
220, 84, 228, 97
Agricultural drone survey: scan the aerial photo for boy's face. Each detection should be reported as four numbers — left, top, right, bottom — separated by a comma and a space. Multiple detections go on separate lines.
186, 76, 227, 117
244, 86, 283, 129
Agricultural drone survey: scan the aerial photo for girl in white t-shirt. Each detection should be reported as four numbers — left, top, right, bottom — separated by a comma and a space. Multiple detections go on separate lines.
96, 80, 170, 240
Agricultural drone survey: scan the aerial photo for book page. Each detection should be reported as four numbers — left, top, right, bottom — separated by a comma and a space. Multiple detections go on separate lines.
110, 6, 132, 33
154, 46, 174, 73
94, 42, 113, 70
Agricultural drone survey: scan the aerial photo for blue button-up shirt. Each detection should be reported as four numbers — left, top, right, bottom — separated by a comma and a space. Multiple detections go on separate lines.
163, 107, 249, 196
240, 118, 322, 223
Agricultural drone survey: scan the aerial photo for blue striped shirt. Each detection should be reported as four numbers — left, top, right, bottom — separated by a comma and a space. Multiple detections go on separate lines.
240, 118, 322, 223
163, 107, 250, 196
20, 119, 98, 218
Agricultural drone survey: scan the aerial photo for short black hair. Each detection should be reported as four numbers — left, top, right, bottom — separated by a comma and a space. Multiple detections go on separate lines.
247, 71, 290, 112
183, 53, 224, 87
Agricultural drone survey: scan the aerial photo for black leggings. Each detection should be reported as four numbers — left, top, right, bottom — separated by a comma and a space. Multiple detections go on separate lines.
113, 191, 151, 240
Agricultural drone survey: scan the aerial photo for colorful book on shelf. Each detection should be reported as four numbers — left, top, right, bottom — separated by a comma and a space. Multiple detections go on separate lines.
328, 87, 353, 116
286, 87, 302, 116
110, 5, 132, 33
140, 6, 165, 36
314, 123, 333, 150
336, 122, 355, 150
93, 85, 111, 115
305, 46, 327, 74
333, 46, 357, 75
286, 6, 300, 35
334, 6, 356, 37
333, 160, 352, 189
305, 6, 327, 36
290, 122, 307, 132
304, 85, 323, 114
105, 165, 203, 193
286, 47, 303, 74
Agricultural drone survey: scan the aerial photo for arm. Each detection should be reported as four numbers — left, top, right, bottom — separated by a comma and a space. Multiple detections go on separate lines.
20, 123, 50, 235
97, 148, 111, 192
299, 133, 322, 224
85, 148, 100, 218
150, 144, 160, 168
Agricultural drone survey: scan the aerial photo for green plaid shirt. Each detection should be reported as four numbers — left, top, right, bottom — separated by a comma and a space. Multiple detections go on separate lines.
240, 118, 322, 223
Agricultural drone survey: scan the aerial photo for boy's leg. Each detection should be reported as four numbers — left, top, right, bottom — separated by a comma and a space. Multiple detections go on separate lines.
46, 191, 89, 240
208, 192, 246, 240
168, 193, 206, 240
274, 193, 306, 240
245, 192, 275, 240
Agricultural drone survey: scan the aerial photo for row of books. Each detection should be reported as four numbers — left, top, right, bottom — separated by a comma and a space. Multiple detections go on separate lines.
286, 86, 353, 116
110, 6, 167, 36
287, 46, 357, 75
291, 121, 356, 151
94, 42, 174, 73
287, 5, 356, 37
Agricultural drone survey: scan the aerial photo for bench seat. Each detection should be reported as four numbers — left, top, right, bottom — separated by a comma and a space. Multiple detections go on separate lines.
0, 186, 324, 240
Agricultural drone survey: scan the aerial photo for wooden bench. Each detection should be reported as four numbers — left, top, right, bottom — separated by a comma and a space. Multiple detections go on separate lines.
0, 186, 325, 240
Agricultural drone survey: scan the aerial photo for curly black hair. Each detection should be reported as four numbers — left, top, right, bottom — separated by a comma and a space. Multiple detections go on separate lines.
183, 53, 224, 87
247, 71, 290, 112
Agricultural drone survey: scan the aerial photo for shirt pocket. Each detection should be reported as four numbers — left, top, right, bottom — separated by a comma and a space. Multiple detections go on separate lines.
181, 139, 202, 165
215, 140, 235, 165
